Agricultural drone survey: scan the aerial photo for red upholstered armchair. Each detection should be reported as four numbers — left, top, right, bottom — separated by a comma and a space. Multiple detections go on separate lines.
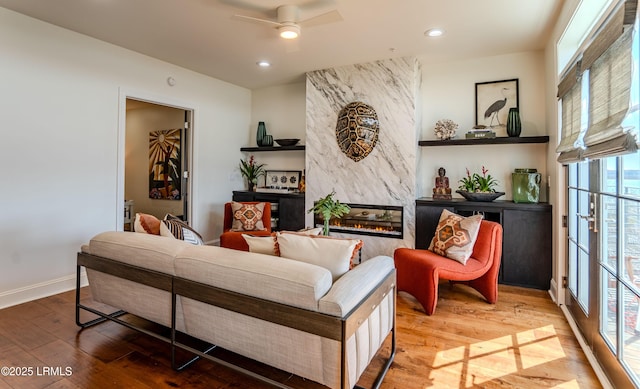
394, 220, 503, 315
219, 201, 272, 251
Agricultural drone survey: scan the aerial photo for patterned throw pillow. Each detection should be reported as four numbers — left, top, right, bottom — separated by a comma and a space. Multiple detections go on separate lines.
160, 219, 204, 245
230, 202, 266, 231
428, 209, 483, 265
133, 213, 161, 235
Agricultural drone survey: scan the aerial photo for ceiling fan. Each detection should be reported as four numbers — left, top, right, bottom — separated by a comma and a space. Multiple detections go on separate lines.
232, 3, 343, 40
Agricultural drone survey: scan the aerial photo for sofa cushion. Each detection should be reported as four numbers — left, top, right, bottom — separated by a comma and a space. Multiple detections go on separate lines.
231, 202, 267, 231
318, 255, 395, 316
175, 245, 333, 311
134, 213, 161, 235
87, 231, 190, 275
276, 232, 363, 281
160, 219, 204, 245
428, 209, 483, 264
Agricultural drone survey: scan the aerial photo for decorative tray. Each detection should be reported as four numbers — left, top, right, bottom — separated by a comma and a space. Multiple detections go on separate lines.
456, 190, 505, 202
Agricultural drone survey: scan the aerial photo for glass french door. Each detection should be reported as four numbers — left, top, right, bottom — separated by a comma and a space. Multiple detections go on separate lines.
566, 152, 640, 387
566, 161, 597, 341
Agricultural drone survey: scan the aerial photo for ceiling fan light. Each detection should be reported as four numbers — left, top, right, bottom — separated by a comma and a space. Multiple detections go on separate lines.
279, 24, 300, 39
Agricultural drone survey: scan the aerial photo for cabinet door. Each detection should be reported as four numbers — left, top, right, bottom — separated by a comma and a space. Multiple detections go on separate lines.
415, 204, 454, 249
501, 208, 552, 289
278, 197, 305, 231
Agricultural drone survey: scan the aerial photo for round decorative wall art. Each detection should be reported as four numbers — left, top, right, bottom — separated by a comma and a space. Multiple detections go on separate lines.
335, 101, 379, 162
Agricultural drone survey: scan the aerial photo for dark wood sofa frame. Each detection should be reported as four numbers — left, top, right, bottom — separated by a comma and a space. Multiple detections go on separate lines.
75, 252, 396, 389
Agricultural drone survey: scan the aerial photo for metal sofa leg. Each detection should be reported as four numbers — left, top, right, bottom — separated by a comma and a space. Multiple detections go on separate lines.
75, 265, 126, 328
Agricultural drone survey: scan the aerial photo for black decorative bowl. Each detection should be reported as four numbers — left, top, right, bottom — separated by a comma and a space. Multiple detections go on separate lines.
274, 138, 300, 147
456, 190, 505, 202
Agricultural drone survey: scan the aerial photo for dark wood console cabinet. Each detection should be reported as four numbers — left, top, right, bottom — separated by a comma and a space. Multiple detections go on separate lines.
232, 191, 305, 231
416, 198, 552, 290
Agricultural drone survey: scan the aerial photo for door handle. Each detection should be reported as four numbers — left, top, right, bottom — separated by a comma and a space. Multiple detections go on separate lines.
578, 213, 595, 222
577, 193, 599, 233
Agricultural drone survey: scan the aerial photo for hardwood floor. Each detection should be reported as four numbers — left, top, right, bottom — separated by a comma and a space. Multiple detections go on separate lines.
0, 282, 601, 388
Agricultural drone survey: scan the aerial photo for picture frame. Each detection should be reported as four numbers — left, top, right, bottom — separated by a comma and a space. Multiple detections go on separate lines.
265, 170, 302, 191
475, 78, 519, 128
149, 128, 182, 200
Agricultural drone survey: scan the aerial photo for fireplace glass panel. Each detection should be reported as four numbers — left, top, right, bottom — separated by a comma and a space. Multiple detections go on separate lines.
314, 204, 403, 239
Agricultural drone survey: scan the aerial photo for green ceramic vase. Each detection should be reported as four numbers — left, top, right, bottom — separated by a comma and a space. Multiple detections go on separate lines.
256, 121, 267, 146
512, 168, 541, 203
506, 108, 521, 137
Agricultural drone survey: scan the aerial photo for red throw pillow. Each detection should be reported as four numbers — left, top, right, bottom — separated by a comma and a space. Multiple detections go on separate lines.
134, 213, 161, 235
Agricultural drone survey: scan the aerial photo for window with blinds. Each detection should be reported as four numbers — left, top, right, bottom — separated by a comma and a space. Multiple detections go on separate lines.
556, 0, 639, 163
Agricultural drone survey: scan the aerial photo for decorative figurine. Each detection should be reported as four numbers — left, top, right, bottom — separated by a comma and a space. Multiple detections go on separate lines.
433, 167, 452, 200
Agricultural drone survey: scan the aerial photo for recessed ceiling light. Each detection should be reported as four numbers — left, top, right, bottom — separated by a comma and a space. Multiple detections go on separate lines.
256, 61, 271, 67
425, 28, 445, 37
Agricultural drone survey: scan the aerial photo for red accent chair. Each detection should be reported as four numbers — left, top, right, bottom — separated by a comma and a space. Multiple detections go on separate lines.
393, 220, 503, 315
219, 202, 272, 251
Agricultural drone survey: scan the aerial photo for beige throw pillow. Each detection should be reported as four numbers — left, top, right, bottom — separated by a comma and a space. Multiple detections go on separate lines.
242, 228, 321, 256
242, 234, 277, 255
428, 209, 483, 265
276, 232, 362, 281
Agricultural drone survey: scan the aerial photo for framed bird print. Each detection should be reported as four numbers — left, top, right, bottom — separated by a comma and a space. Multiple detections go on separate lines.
475, 79, 519, 129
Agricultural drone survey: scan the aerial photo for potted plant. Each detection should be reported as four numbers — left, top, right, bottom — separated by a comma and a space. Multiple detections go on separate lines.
308, 191, 351, 236
239, 155, 266, 192
456, 166, 504, 201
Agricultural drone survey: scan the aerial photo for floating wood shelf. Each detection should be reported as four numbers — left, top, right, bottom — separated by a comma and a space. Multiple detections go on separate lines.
418, 136, 549, 147
240, 145, 305, 152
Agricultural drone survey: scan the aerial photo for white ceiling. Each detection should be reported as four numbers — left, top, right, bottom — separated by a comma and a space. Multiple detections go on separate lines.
0, 0, 564, 90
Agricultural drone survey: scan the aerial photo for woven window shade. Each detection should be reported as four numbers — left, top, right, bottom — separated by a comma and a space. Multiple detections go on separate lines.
582, 2, 638, 159
556, 76, 584, 164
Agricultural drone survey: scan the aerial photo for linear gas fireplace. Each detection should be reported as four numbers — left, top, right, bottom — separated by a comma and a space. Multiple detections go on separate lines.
314, 203, 403, 239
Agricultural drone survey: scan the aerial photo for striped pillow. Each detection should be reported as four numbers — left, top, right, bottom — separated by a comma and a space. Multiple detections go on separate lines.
160, 219, 204, 245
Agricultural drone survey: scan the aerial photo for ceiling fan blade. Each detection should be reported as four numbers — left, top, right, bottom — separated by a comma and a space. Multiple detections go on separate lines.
232, 14, 282, 28
299, 9, 342, 28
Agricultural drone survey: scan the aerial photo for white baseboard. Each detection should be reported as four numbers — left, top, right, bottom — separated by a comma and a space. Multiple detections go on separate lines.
0, 270, 88, 310
559, 304, 613, 389
549, 279, 558, 304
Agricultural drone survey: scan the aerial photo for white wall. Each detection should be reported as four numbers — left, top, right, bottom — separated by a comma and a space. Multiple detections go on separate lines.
0, 8, 251, 308
248, 83, 306, 180
417, 51, 549, 201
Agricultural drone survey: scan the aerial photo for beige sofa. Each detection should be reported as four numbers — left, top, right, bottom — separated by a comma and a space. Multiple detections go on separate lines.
76, 231, 396, 389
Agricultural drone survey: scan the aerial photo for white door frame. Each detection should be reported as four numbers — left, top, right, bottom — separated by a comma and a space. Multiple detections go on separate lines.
116, 87, 198, 229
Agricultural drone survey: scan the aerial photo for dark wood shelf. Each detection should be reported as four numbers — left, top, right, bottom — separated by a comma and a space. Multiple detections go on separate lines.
418, 136, 549, 147
240, 145, 305, 152
416, 197, 551, 211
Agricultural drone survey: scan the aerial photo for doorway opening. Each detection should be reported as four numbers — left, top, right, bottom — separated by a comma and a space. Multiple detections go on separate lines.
122, 98, 193, 230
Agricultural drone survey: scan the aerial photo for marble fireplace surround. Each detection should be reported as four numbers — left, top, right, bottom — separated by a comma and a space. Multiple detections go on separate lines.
305, 57, 421, 260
